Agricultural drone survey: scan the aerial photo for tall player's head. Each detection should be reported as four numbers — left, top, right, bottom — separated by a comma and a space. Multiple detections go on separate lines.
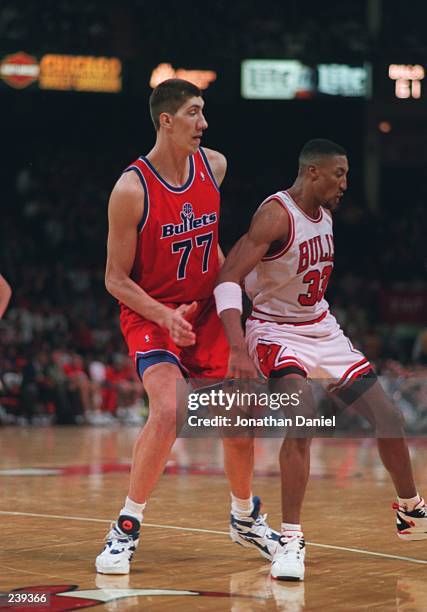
149, 78, 207, 154
298, 139, 348, 210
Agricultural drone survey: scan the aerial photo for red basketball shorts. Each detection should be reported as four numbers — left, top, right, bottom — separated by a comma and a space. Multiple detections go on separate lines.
120, 296, 229, 379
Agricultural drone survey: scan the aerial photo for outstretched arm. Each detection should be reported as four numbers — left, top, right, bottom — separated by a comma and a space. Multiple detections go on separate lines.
214, 200, 289, 377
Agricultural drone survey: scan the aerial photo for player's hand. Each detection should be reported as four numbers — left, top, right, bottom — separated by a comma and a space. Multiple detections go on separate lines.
167, 301, 197, 347
227, 345, 258, 379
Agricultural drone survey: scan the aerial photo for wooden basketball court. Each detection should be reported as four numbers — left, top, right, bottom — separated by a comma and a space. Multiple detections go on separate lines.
1, 426, 427, 610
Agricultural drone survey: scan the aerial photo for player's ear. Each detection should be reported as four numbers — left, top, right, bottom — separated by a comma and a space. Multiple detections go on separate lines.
159, 111, 173, 130
307, 164, 319, 181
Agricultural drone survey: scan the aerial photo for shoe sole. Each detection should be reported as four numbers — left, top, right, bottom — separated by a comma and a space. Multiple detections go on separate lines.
397, 532, 427, 541
95, 564, 130, 575
271, 574, 304, 582
230, 532, 272, 560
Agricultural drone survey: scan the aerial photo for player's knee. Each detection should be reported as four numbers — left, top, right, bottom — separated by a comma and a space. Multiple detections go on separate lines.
376, 400, 405, 435
147, 398, 178, 429
281, 437, 311, 457
223, 437, 254, 452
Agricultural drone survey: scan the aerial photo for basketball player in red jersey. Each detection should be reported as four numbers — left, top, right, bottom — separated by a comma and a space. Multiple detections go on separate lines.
95, 79, 278, 574
214, 139, 427, 581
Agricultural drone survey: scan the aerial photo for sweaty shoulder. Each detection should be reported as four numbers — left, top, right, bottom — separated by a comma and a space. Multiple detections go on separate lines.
202, 147, 227, 187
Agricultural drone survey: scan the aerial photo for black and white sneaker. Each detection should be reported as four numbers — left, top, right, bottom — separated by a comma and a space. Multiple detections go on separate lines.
230, 496, 279, 561
95, 515, 140, 574
394, 498, 427, 541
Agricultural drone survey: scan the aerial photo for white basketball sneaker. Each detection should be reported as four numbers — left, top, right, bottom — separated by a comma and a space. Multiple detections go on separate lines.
271, 533, 305, 581
394, 498, 427, 541
95, 515, 140, 574
230, 496, 279, 560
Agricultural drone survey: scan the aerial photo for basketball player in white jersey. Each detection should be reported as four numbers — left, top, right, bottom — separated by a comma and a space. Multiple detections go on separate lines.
214, 139, 427, 581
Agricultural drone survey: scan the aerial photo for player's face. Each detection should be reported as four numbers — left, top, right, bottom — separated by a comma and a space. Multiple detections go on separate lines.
171, 96, 208, 154
314, 155, 348, 211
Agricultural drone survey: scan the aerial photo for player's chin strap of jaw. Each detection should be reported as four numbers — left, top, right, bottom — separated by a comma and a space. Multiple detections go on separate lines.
214, 281, 243, 315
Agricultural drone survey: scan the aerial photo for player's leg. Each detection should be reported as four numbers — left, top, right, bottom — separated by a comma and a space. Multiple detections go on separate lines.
271, 373, 315, 581
342, 379, 427, 540
128, 362, 187, 501
323, 315, 427, 541
222, 436, 254, 499
223, 435, 280, 560
247, 321, 315, 580
186, 297, 279, 560
96, 360, 187, 574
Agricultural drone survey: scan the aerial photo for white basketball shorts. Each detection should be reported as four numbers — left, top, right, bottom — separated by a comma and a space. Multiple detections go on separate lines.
245, 312, 373, 394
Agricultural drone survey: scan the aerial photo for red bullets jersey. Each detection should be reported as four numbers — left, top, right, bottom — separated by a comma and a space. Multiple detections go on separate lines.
120, 148, 221, 322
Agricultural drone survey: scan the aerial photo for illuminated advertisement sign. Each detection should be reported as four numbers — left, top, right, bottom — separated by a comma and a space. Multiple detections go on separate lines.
388, 64, 424, 99
150, 63, 216, 90
241, 60, 313, 99
317, 64, 371, 97
241, 60, 371, 99
0, 51, 122, 93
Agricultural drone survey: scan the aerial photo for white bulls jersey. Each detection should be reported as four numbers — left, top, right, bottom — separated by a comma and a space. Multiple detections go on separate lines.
245, 190, 334, 324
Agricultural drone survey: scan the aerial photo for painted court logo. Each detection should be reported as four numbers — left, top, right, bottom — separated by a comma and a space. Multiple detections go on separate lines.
0, 584, 262, 610
161, 202, 217, 238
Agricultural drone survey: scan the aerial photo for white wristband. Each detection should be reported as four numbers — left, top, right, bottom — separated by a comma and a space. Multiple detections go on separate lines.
213, 281, 243, 315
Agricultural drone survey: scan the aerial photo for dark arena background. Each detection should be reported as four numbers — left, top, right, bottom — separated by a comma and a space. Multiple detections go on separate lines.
1, 1, 427, 610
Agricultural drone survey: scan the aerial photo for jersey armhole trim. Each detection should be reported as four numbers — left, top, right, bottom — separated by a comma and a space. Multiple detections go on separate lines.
198, 147, 220, 192
123, 166, 150, 233
261, 197, 295, 261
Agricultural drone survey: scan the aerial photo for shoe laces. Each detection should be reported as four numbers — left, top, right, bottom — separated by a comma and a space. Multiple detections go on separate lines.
415, 501, 427, 517
253, 512, 269, 534
393, 498, 427, 516
279, 535, 304, 557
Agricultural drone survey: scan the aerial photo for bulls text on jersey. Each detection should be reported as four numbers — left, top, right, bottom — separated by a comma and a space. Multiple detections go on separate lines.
297, 234, 334, 274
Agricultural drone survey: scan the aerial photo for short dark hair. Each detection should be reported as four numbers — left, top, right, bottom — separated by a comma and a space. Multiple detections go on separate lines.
299, 139, 347, 167
149, 78, 201, 130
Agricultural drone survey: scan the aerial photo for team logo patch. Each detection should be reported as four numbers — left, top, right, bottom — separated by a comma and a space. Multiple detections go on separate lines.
161, 203, 217, 238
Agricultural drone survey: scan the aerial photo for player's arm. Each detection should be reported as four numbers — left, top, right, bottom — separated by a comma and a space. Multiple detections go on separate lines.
105, 172, 195, 346
0, 274, 11, 319
214, 201, 289, 377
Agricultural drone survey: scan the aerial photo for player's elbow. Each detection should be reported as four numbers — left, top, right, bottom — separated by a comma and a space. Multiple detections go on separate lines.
105, 270, 123, 298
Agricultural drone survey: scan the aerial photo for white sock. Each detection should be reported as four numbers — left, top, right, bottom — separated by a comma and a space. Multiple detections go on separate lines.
120, 496, 146, 523
398, 493, 422, 511
281, 522, 303, 537
231, 493, 253, 517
